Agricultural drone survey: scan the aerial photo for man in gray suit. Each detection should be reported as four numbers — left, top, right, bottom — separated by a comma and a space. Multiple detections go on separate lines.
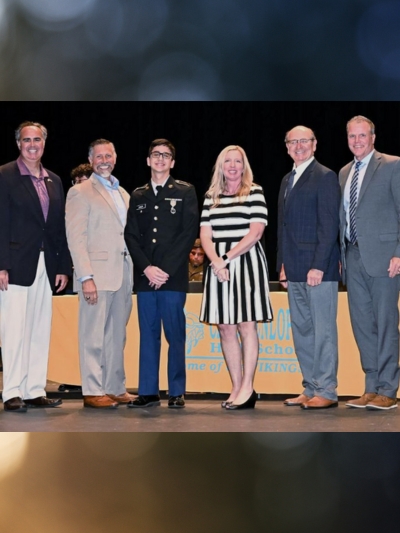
66, 139, 135, 409
340, 115, 400, 410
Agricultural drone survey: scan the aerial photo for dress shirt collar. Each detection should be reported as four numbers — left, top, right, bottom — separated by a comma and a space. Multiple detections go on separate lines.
293, 156, 315, 174
151, 176, 170, 195
352, 149, 375, 169
94, 172, 120, 190
16, 156, 49, 179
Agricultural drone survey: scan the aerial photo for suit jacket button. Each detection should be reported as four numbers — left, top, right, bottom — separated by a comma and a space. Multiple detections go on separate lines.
155, 206, 159, 210
152, 239, 156, 243
153, 228, 157, 232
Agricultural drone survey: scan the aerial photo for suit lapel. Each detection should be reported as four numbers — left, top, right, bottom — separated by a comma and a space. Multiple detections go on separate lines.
358, 151, 381, 206
44, 174, 59, 224
91, 176, 123, 227
20, 174, 46, 223
285, 160, 315, 209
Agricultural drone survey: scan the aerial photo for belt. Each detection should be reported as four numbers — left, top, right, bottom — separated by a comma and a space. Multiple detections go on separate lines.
345, 238, 358, 247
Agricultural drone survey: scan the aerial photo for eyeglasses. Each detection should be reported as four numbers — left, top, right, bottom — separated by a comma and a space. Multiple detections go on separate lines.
286, 138, 315, 146
150, 151, 173, 160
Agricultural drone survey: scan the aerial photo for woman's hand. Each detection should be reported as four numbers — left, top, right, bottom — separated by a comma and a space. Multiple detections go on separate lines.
217, 267, 230, 283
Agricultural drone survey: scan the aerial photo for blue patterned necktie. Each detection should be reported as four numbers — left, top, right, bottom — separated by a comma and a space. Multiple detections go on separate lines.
284, 169, 296, 203
349, 161, 362, 244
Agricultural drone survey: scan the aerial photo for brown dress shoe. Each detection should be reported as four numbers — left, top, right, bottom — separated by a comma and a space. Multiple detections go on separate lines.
24, 396, 62, 408
365, 394, 398, 410
284, 393, 311, 406
83, 395, 118, 409
3, 397, 27, 413
345, 392, 377, 408
107, 392, 137, 404
301, 396, 338, 409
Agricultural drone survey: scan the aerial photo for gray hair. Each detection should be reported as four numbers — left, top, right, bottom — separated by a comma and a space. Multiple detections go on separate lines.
88, 138, 115, 158
15, 121, 48, 141
284, 125, 316, 143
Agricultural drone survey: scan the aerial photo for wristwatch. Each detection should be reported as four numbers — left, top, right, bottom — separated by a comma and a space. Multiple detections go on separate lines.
222, 254, 230, 264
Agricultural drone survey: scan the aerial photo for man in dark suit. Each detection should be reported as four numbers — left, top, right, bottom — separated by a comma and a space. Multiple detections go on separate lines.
0, 121, 70, 412
340, 115, 400, 410
125, 139, 199, 409
277, 125, 341, 409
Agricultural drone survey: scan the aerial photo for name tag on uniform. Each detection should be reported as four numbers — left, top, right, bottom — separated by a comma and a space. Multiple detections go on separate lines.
137, 204, 146, 210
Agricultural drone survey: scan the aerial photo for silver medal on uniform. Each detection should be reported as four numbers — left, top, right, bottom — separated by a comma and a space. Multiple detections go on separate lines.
170, 199, 176, 214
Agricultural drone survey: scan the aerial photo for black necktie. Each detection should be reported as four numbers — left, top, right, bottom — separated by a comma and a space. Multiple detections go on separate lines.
156, 185, 163, 195
285, 169, 296, 203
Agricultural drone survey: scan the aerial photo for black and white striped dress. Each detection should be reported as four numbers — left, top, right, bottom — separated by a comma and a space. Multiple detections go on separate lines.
200, 185, 273, 325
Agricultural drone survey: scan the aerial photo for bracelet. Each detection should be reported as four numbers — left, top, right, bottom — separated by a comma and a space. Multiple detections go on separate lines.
222, 254, 230, 264
279, 279, 288, 282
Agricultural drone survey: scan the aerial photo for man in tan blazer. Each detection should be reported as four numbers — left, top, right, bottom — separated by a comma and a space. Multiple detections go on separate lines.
66, 139, 134, 409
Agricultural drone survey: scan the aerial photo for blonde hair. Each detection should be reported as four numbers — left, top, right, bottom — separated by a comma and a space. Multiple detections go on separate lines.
346, 115, 375, 134
206, 145, 254, 206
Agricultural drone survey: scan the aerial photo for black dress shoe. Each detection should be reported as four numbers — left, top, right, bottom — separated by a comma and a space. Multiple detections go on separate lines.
127, 394, 161, 408
168, 395, 185, 408
24, 396, 62, 408
4, 397, 27, 413
226, 391, 257, 410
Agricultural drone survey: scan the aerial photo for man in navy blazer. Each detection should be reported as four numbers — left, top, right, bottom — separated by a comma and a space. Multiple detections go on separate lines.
0, 121, 70, 412
277, 126, 341, 409
340, 116, 400, 410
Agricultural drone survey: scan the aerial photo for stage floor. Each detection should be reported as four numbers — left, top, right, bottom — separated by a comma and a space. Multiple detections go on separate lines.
1, 396, 399, 432
1, 374, 399, 432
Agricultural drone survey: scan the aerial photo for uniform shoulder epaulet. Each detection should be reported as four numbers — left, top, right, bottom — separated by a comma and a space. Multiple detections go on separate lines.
134, 184, 148, 192
175, 179, 191, 187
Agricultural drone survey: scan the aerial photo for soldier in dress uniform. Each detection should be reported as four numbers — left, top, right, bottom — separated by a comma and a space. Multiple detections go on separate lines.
125, 138, 199, 409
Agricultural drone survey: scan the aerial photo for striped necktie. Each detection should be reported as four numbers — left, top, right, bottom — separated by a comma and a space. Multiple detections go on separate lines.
349, 161, 362, 245
284, 169, 296, 203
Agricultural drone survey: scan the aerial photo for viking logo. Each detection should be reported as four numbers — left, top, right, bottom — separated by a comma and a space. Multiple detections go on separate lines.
185, 312, 204, 354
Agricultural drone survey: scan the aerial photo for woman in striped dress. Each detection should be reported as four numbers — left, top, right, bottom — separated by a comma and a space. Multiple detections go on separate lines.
200, 145, 273, 410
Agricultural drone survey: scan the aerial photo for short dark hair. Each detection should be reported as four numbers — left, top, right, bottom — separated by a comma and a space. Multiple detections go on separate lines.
71, 163, 93, 180
192, 238, 203, 250
148, 138, 176, 160
15, 121, 48, 141
88, 139, 115, 157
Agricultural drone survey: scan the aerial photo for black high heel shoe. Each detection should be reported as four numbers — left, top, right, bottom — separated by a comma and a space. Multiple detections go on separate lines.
226, 391, 257, 410
221, 401, 233, 408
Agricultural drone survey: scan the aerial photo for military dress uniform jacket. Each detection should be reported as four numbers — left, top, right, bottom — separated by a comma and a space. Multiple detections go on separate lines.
125, 176, 199, 292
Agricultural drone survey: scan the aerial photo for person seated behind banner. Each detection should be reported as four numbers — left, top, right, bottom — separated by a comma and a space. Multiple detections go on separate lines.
71, 163, 93, 185
188, 238, 205, 282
